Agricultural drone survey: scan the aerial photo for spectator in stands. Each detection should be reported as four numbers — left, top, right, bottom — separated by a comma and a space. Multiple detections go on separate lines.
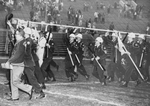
114, 2, 117, 9
67, 6, 71, 21
145, 23, 150, 34
94, 11, 98, 23
30, 9, 34, 21
109, 22, 115, 31
107, 5, 111, 14
98, 12, 102, 23
88, 18, 92, 28
126, 22, 129, 32
85, 20, 88, 28
78, 12, 83, 26
101, 13, 105, 24
75, 11, 79, 26
133, 11, 137, 20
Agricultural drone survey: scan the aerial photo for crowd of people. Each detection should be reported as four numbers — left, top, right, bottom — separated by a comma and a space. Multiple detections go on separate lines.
2, 17, 150, 98
30, 0, 63, 24
1, 0, 150, 102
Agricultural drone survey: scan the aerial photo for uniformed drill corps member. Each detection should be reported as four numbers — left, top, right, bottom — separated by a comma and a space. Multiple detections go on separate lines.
90, 37, 107, 85
41, 32, 57, 82
23, 27, 45, 99
120, 33, 142, 87
141, 37, 150, 81
45, 32, 59, 72
75, 33, 89, 80
105, 33, 126, 82
64, 33, 78, 82
31, 36, 46, 89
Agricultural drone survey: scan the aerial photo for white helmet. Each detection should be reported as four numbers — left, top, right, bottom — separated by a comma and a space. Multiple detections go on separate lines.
24, 27, 32, 35
76, 33, 82, 39
69, 33, 75, 38
128, 32, 135, 42
112, 32, 117, 37
95, 37, 103, 43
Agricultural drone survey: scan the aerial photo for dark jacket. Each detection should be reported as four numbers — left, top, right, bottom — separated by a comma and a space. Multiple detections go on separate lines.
44, 39, 55, 58
24, 37, 35, 67
8, 39, 25, 64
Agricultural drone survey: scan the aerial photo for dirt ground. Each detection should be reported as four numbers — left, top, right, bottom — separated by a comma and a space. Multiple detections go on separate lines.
0, 0, 150, 106
0, 59, 150, 106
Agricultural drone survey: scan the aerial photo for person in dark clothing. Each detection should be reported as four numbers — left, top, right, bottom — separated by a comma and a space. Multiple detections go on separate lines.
90, 37, 107, 85
64, 33, 78, 82
32, 39, 46, 89
30, 10, 34, 21
105, 33, 126, 82
75, 33, 89, 80
23, 27, 45, 99
5, 9, 13, 29
120, 34, 143, 87
109, 22, 115, 31
41, 32, 58, 82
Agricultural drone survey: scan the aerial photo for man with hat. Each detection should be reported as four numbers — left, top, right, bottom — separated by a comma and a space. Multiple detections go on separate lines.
5, 22, 33, 101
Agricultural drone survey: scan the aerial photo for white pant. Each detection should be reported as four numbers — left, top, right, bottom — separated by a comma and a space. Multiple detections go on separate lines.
36, 48, 45, 67
10, 63, 32, 99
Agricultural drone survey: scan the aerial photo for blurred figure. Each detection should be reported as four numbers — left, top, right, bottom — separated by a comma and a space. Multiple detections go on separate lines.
36, 31, 46, 67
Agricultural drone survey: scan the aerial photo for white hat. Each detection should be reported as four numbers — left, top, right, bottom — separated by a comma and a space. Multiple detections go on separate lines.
76, 33, 82, 39
69, 34, 75, 38
95, 37, 103, 43
112, 32, 117, 37
32, 29, 40, 38
128, 32, 135, 38
24, 27, 32, 35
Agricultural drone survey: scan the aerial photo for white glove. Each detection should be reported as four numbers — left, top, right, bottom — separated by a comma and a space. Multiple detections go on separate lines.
91, 58, 94, 61
124, 51, 130, 56
7, 21, 11, 26
95, 56, 100, 60
46, 43, 50, 48
68, 50, 72, 55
